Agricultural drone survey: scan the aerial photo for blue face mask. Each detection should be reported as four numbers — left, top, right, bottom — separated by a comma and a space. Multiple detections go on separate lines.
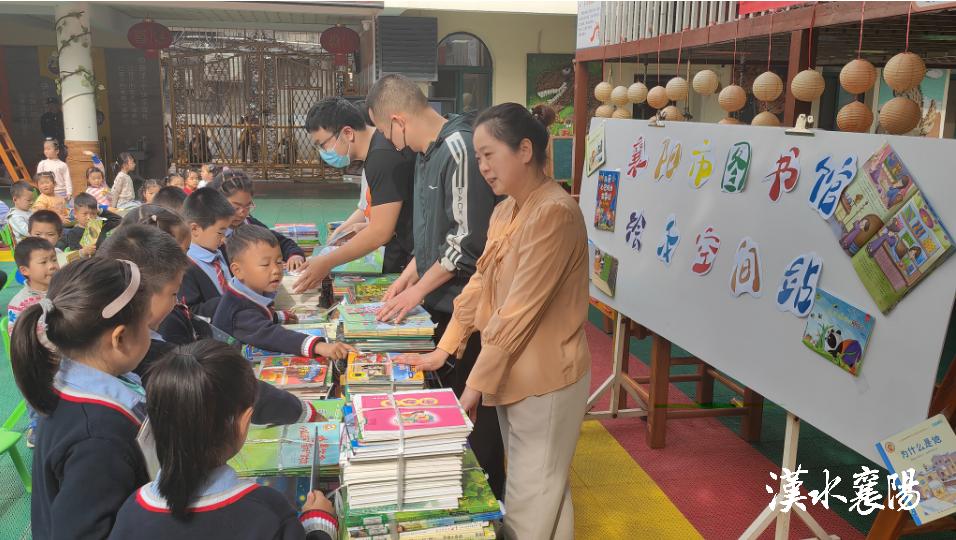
319, 133, 351, 168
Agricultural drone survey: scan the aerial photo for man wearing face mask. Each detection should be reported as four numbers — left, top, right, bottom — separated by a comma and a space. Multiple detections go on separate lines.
293, 99, 415, 292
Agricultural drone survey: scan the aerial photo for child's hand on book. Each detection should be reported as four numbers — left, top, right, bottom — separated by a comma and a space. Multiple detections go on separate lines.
314, 341, 356, 360
302, 490, 335, 514
393, 350, 449, 372
286, 254, 306, 272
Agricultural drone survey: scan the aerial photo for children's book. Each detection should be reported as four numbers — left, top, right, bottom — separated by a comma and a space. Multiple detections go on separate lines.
876, 414, 956, 526
590, 246, 618, 298
79, 217, 105, 249
341, 303, 435, 338
256, 356, 333, 389
354, 389, 471, 441
309, 398, 346, 422
802, 289, 875, 376
334, 274, 401, 304
346, 352, 425, 389
315, 245, 385, 275
594, 169, 619, 231
230, 422, 342, 476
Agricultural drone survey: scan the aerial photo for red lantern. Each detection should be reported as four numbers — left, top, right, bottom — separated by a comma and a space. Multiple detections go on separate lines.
128, 18, 172, 58
320, 26, 360, 55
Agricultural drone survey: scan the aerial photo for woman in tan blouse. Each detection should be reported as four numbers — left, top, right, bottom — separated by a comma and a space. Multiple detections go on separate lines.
397, 103, 591, 539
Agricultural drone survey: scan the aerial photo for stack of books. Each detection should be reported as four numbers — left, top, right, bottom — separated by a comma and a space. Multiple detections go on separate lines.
273, 223, 320, 249
230, 421, 342, 477
256, 356, 334, 400
341, 303, 436, 352
275, 273, 323, 312
333, 274, 401, 304
345, 352, 424, 395
340, 389, 472, 510
315, 245, 386, 275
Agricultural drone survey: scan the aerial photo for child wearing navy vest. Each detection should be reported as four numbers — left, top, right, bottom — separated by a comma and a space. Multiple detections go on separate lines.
108, 340, 338, 540
213, 225, 354, 360
180, 188, 236, 317
100, 216, 322, 425
11, 258, 151, 538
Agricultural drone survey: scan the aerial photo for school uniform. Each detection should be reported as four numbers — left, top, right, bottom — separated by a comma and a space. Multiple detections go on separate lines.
33, 358, 149, 539
212, 277, 324, 357
181, 244, 231, 318
221, 216, 306, 267
108, 465, 336, 540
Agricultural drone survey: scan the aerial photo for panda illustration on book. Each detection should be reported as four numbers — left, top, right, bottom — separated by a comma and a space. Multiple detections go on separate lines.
824, 328, 863, 369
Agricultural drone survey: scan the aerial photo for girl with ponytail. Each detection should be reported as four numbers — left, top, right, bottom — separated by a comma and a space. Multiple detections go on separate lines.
112, 152, 137, 209
12, 257, 152, 539
109, 340, 338, 540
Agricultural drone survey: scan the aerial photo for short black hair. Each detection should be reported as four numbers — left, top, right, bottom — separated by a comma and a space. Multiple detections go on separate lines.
14, 237, 54, 268
35, 171, 55, 184
29, 210, 64, 235
226, 224, 277, 260
99, 225, 190, 294
73, 192, 99, 211
211, 169, 254, 198
153, 186, 188, 212
11, 181, 33, 199
183, 188, 235, 229
120, 204, 190, 247
366, 74, 428, 122
304, 97, 368, 134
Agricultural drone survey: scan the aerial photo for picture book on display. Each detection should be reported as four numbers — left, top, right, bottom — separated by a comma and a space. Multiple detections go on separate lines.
333, 274, 401, 304
346, 352, 425, 393
272, 223, 320, 248
352, 389, 472, 443
827, 143, 954, 313
876, 414, 956, 526
341, 303, 436, 339
230, 421, 342, 476
256, 356, 333, 391
594, 169, 619, 231
315, 245, 385, 275
590, 245, 618, 297
802, 288, 875, 377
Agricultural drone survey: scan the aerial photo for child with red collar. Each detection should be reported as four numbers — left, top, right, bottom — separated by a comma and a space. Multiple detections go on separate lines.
109, 340, 337, 540
212, 225, 354, 360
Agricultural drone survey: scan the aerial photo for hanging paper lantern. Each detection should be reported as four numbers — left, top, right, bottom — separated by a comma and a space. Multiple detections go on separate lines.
594, 82, 613, 103
839, 59, 877, 94
610, 85, 630, 107
791, 69, 825, 102
879, 96, 921, 134
127, 18, 172, 59
836, 101, 874, 133
753, 71, 783, 102
718, 84, 747, 112
883, 52, 926, 92
321, 25, 361, 67
612, 107, 633, 119
627, 82, 648, 104
661, 105, 684, 121
752, 111, 781, 127
718, 116, 742, 125
595, 104, 615, 118
692, 70, 720, 96
665, 77, 689, 102
647, 86, 669, 109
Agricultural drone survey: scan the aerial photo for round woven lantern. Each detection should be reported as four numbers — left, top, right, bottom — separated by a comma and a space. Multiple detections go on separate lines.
627, 82, 648, 104
884, 52, 926, 93
612, 107, 633, 119
661, 105, 684, 121
879, 96, 921, 135
595, 104, 615, 118
753, 71, 784, 102
718, 84, 747, 112
595, 81, 613, 103
718, 116, 742, 125
692, 70, 720, 95
752, 110, 781, 127
839, 59, 877, 94
610, 85, 629, 107
665, 77, 689, 102
647, 86, 669, 109
791, 69, 825, 102
836, 100, 874, 133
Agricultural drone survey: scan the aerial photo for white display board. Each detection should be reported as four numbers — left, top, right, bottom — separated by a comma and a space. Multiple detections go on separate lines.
580, 118, 956, 463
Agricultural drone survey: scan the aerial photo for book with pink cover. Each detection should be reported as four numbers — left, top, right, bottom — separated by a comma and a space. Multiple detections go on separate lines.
354, 389, 471, 441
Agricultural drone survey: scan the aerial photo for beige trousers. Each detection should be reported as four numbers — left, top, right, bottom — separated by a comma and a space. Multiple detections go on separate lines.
496, 370, 591, 540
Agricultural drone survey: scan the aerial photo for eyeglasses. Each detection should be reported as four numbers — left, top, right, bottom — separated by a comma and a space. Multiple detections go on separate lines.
316, 130, 341, 152
232, 201, 256, 212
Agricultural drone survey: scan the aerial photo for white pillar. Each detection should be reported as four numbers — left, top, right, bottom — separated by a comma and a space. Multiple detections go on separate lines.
54, 2, 99, 194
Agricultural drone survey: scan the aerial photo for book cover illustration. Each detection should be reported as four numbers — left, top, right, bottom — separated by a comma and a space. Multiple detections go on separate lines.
590, 246, 618, 298
594, 169, 619, 232
585, 123, 606, 178
257, 356, 332, 388
346, 352, 424, 386
802, 288, 875, 376
315, 245, 385, 275
231, 422, 341, 476
341, 303, 435, 337
355, 389, 469, 436
876, 414, 956, 526
79, 217, 105, 249
309, 398, 346, 422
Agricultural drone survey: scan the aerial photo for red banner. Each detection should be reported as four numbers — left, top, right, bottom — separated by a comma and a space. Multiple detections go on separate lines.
738, 1, 805, 15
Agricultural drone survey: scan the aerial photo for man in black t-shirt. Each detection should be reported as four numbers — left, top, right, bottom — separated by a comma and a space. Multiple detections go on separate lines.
294, 98, 415, 292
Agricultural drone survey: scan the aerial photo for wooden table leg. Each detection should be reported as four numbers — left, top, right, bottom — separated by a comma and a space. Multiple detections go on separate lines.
697, 362, 714, 407
647, 334, 671, 449
617, 320, 631, 410
741, 388, 764, 442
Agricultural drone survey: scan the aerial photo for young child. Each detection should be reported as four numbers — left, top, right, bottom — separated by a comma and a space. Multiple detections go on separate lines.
11, 257, 151, 539
35, 138, 72, 200
153, 185, 187, 213
32, 171, 70, 223
99, 225, 323, 425
184, 169, 201, 195
59, 193, 122, 257
29, 210, 69, 267
180, 188, 235, 317
8, 181, 35, 242
213, 170, 306, 270
121, 204, 191, 252
108, 340, 338, 540
213, 225, 353, 359
141, 179, 161, 204
165, 173, 186, 190
112, 152, 137, 209
199, 163, 218, 189
86, 166, 113, 208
